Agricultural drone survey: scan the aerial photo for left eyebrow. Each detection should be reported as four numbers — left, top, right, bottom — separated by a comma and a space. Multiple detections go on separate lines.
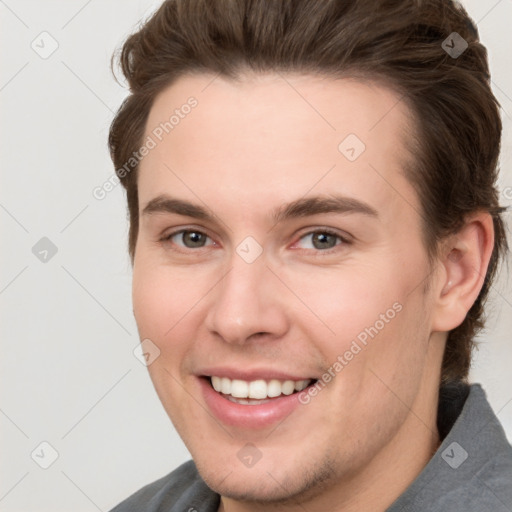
272, 195, 379, 223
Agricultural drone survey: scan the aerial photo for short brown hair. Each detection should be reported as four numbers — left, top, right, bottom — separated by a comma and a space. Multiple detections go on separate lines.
108, 0, 507, 384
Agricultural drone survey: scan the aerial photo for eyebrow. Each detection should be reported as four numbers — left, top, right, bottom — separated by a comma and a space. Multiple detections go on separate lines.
141, 194, 379, 223
142, 196, 211, 219
273, 195, 378, 223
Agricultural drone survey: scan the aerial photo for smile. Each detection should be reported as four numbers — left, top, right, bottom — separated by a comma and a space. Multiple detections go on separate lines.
209, 376, 313, 404
198, 373, 319, 428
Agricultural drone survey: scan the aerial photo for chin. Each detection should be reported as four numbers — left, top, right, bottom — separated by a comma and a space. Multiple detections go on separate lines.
194, 452, 337, 505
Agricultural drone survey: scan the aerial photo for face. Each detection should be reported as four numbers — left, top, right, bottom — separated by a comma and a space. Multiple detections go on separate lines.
132, 73, 443, 506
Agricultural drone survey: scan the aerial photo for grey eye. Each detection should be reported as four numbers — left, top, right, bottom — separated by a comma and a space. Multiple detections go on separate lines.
172, 230, 211, 248
297, 231, 342, 250
311, 232, 339, 250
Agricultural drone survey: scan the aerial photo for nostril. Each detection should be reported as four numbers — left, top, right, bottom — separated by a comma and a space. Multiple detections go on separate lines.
249, 332, 270, 340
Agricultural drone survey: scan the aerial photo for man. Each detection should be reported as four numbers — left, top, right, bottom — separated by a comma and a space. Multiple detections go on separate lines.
108, 0, 512, 510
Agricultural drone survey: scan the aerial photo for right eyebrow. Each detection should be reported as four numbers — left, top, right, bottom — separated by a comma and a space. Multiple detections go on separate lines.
141, 196, 212, 220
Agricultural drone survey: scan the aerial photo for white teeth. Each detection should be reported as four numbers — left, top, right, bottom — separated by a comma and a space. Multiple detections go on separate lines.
294, 380, 309, 391
248, 380, 267, 399
227, 396, 273, 406
281, 380, 295, 395
211, 376, 222, 392
209, 376, 312, 400
267, 379, 282, 398
230, 379, 249, 398
221, 377, 231, 395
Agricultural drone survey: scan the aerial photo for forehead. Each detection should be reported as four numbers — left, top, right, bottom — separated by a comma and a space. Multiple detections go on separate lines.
139, 72, 419, 220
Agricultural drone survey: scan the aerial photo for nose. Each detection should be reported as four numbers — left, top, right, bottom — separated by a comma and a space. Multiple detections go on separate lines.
204, 252, 289, 345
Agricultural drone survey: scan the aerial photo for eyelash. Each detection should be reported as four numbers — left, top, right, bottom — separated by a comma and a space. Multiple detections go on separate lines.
160, 228, 216, 251
159, 227, 351, 253
292, 228, 351, 253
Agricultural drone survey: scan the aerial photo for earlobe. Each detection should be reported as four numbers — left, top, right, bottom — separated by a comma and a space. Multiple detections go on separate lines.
431, 212, 494, 333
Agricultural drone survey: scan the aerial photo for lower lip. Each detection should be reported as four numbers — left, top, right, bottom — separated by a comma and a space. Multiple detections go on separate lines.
199, 377, 307, 429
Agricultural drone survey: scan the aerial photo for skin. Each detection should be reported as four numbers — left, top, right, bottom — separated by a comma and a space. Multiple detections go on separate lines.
132, 72, 494, 511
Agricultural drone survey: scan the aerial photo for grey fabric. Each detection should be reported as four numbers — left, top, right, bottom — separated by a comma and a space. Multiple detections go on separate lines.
110, 459, 219, 512
387, 384, 512, 511
110, 384, 512, 511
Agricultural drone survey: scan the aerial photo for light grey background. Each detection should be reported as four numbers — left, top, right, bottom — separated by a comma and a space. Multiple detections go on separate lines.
1, 1, 511, 511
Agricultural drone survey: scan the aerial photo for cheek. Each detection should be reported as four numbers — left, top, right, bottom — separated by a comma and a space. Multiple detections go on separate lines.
285, 263, 406, 344
131, 263, 207, 413
132, 263, 203, 340
287, 257, 430, 388
132, 267, 169, 338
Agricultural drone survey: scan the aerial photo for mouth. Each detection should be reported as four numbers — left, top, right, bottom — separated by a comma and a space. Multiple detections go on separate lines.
197, 369, 321, 428
204, 375, 318, 405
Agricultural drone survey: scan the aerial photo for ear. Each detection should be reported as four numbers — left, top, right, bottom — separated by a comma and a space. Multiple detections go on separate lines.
431, 211, 495, 333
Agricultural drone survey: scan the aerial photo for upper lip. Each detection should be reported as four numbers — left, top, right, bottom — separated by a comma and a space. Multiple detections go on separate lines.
196, 366, 317, 382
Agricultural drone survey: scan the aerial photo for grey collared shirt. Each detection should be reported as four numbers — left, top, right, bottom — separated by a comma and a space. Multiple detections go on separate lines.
110, 384, 512, 511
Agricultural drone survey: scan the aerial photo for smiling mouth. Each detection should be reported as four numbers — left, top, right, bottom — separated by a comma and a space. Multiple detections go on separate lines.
206, 376, 317, 405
